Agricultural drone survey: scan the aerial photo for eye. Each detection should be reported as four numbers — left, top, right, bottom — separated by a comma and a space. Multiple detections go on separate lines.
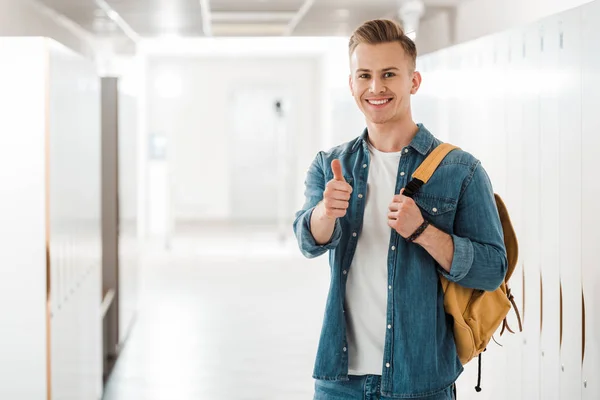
359, 74, 370, 79
384, 72, 396, 78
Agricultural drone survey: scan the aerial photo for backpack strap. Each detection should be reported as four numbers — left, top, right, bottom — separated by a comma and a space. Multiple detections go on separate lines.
403, 143, 460, 198
500, 287, 523, 335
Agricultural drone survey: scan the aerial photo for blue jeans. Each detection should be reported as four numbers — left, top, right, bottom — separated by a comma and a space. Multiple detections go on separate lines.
314, 375, 456, 400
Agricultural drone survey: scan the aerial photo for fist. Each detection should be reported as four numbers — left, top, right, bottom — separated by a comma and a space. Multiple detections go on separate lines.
387, 189, 425, 238
318, 159, 353, 220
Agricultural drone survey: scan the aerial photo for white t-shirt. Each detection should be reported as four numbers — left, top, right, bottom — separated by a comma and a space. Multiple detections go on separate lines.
346, 140, 402, 376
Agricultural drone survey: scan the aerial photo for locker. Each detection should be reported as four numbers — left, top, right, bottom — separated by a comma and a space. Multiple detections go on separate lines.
581, 1, 600, 399
538, 15, 562, 400
445, 46, 461, 146
47, 39, 103, 400
487, 33, 509, 197
503, 27, 527, 400
521, 22, 543, 400
557, 7, 583, 400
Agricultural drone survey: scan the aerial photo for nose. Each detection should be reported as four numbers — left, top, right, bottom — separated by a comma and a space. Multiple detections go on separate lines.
369, 77, 385, 94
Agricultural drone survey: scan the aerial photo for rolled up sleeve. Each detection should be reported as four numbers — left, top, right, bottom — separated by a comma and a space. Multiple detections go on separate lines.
438, 162, 508, 291
293, 152, 342, 258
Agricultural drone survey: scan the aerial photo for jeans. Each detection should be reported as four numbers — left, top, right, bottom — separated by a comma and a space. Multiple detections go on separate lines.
314, 375, 456, 400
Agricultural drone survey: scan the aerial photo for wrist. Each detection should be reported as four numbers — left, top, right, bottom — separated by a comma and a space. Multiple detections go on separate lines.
406, 219, 430, 243
316, 202, 336, 222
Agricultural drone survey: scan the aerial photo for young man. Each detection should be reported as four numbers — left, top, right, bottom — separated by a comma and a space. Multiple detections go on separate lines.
293, 19, 507, 400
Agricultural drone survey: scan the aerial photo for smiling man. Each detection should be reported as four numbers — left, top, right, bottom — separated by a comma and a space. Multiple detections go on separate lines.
293, 19, 507, 400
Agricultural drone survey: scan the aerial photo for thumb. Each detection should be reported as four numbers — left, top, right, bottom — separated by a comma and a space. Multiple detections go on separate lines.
331, 159, 345, 182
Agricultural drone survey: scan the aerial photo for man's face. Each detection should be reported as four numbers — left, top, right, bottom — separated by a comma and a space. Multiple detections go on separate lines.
349, 42, 421, 125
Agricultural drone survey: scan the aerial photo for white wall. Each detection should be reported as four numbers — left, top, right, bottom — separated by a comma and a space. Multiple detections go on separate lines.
146, 54, 322, 224
414, 1, 600, 398
139, 37, 367, 229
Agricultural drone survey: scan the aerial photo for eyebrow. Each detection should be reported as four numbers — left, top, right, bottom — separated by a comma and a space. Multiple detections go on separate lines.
356, 67, 400, 73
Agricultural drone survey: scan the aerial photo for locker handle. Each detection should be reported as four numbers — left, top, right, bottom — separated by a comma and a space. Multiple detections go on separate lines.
559, 283, 563, 349
582, 290, 586, 365
540, 274, 543, 334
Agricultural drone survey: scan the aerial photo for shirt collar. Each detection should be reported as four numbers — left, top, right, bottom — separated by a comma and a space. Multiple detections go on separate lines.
353, 123, 434, 155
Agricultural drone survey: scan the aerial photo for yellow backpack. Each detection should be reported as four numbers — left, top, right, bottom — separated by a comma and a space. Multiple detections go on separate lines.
404, 143, 523, 391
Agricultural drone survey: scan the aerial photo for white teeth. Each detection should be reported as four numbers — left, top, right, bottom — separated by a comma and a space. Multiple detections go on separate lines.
368, 99, 390, 105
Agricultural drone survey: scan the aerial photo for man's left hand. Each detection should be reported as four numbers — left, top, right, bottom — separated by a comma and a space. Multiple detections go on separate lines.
387, 188, 425, 239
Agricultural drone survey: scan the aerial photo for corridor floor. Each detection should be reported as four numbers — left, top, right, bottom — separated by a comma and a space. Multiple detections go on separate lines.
102, 225, 329, 400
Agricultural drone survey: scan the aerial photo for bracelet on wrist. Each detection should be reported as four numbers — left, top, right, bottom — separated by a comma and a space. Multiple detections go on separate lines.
406, 219, 430, 243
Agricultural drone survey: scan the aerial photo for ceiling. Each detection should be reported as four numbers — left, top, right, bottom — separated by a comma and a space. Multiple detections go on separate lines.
38, 0, 463, 40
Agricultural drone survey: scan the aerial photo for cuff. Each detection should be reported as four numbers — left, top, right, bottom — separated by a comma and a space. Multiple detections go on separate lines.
439, 234, 474, 281
296, 207, 342, 258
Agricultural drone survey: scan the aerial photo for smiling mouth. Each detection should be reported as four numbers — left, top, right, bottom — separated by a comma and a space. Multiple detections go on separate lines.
366, 98, 392, 106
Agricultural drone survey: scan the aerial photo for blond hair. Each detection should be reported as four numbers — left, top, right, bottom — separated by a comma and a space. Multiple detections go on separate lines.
348, 19, 417, 71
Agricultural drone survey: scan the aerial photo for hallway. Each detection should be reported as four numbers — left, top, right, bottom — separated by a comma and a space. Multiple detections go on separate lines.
102, 226, 329, 399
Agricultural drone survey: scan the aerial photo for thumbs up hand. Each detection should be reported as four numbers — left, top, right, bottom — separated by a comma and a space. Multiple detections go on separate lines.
317, 159, 353, 220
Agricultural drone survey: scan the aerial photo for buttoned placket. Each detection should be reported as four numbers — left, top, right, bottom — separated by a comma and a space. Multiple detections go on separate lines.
382, 146, 412, 386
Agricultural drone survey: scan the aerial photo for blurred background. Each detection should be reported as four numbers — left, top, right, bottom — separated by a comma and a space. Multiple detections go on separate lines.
0, 0, 599, 399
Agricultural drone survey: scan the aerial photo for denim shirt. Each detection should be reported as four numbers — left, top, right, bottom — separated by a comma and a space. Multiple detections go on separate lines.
293, 124, 507, 399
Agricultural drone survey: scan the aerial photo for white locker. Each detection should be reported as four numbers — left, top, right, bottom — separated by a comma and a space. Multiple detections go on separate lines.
538, 15, 562, 400
488, 33, 509, 197
521, 22, 543, 400
0, 38, 48, 400
503, 27, 527, 400
557, 7, 583, 400
581, 1, 600, 399
48, 40, 103, 400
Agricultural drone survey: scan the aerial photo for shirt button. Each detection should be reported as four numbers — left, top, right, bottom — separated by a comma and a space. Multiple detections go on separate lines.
432, 207, 438, 213
389, 285, 392, 290
363, 164, 367, 168
388, 324, 392, 329
343, 347, 347, 352
358, 194, 363, 199
343, 270, 347, 275
391, 246, 396, 251
400, 172, 405, 176
404, 149, 409, 153
352, 232, 357, 237
386, 363, 391, 368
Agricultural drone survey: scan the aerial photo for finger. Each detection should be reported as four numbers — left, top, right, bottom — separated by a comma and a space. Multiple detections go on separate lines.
331, 159, 345, 182
389, 202, 400, 212
328, 190, 351, 201
325, 199, 349, 210
328, 180, 353, 193
392, 194, 405, 203
387, 211, 398, 220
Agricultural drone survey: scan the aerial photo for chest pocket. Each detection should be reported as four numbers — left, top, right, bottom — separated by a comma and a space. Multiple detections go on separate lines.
413, 193, 457, 233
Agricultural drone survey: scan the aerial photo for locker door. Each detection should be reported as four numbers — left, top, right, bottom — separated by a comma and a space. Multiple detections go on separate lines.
581, 1, 600, 399
445, 46, 463, 146
521, 23, 543, 400
557, 7, 583, 400
538, 15, 562, 400
480, 35, 507, 196
504, 27, 526, 400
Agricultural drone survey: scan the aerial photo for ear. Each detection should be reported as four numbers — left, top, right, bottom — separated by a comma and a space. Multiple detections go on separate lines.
410, 71, 422, 95
348, 74, 353, 95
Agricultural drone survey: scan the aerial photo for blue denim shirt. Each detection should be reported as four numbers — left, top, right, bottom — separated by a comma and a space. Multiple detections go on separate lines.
293, 124, 507, 399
